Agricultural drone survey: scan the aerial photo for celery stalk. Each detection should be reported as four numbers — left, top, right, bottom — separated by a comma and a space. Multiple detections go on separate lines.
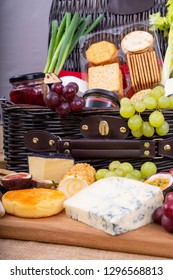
161, 38, 173, 85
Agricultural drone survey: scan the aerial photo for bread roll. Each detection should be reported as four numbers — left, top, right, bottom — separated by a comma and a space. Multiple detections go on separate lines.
2, 188, 66, 218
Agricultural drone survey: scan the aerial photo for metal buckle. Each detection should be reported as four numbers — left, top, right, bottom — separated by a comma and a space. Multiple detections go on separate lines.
152, 138, 163, 159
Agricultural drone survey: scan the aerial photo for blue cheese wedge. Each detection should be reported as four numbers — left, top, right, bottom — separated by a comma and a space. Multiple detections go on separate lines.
64, 177, 164, 235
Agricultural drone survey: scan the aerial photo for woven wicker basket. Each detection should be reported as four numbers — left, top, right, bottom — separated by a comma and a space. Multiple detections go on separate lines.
2, 101, 173, 173
2, 0, 171, 173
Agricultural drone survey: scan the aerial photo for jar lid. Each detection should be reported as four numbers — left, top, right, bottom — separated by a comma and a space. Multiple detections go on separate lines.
83, 89, 120, 105
9, 72, 45, 83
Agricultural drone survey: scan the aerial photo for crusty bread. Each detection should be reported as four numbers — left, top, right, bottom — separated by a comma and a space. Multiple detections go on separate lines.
86, 41, 118, 65
2, 188, 66, 218
88, 63, 123, 95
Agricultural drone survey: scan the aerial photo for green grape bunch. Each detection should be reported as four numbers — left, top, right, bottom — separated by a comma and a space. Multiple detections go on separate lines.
119, 85, 171, 138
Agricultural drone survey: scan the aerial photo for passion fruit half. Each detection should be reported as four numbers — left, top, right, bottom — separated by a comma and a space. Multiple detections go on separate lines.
145, 172, 173, 195
1, 172, 32, 190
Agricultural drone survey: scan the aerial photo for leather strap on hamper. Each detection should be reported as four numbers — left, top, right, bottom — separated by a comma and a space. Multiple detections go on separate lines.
24, 130, 173, 160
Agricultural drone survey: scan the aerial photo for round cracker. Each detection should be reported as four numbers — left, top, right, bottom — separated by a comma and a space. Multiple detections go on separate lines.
121, 31, 154, 54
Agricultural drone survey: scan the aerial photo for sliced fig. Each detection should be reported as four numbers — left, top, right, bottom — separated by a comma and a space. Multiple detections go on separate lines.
145, 172, 173, 195
30, 179, 57, 189
1, 172, 32, 190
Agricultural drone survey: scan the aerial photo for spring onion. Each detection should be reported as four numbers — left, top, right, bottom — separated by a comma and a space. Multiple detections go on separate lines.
44, 12, 104, 75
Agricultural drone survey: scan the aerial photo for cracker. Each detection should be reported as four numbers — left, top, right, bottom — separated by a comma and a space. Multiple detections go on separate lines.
142, 52, 153, 88
150, 50, 161, 83
135, 54, 146, 89
126, 53, 136, 90
86, 41, 118, 65
130, 54, 141, 91
88, 63, 122, 93
121, 31, 154, 54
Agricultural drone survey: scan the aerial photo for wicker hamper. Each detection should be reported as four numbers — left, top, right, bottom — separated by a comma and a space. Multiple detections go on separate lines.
2, 0, 172, 173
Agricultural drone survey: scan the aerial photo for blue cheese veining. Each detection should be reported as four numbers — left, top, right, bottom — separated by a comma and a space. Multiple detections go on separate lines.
64, 177, 164, 235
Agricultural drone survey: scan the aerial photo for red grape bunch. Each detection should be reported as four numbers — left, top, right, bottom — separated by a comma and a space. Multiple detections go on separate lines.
152, 192, 173, 233
44, 82, 85, 116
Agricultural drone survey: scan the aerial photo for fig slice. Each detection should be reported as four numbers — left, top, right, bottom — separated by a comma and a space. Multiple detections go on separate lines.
1, 172, 32, 190
145, 172, 173, 194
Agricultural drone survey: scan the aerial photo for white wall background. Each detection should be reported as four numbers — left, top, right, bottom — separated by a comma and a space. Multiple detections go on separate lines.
0, 0, 52, 99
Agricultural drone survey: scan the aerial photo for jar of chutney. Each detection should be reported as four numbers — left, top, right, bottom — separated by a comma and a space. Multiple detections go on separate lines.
9, 72, 48, 106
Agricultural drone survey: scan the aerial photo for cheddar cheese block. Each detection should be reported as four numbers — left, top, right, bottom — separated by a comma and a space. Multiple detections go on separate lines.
28, 154, 74, 183
2, 188, 66, 218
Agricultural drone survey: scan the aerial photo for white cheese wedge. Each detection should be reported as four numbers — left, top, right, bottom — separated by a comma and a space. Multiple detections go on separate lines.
64, 177, 163, 235
28, 154, 74, 183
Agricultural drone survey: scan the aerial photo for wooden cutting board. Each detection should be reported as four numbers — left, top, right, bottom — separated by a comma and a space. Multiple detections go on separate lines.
0, 211, 173, 258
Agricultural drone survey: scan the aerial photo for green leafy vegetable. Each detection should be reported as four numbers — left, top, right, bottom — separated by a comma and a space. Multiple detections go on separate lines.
44, 13, 104, 75
149, 0, 173, 85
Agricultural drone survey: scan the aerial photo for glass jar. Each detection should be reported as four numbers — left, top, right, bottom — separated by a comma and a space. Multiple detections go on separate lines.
9, 72, 48, 106
83, 89, 120, 108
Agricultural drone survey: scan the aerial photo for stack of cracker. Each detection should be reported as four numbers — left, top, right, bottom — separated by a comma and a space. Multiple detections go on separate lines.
121, 30, 161, 92
86, 40, 123, 98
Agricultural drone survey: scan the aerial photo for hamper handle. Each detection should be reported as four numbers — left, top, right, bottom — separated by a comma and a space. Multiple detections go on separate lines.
24, 130, 173, 159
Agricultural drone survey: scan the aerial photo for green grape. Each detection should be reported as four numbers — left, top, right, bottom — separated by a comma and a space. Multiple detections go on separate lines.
168, 95, 173, 108
156, 121, 170, 136
131, 127, 143, 138
143, 97, 157, 110
140, 162, 157, 178
128, 114, 142, 130
120, 97, 132, 106
142, 121, 154, 137
134, 100, 146, 113
105, 171, 117, 178
125, 173, 137, 180
120, 104, 135, 118
150, 85, 165, 100
149, 111, 165, 127
158, 96, 170, 109
95, 169, 109, 180
114, 168, 125, 177
130, 169, 143, 180
109, 160, 121, 171
119, 162, 133, 175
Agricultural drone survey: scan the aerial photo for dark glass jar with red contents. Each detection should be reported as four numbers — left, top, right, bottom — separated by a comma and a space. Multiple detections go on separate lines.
9, 72, 48, 106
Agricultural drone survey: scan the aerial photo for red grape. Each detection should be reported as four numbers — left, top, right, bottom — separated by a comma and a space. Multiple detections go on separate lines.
161, 214, 173, 233
50, 83, 64, 95
56, 101, 70, 116
165, 191, 173, 203
44, 91, 61, 110
152, 206, 163, 225
67, 82, 79, 93
70, 96, 85, 112
163, 200, 173, 219
63, 85, 77, 100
